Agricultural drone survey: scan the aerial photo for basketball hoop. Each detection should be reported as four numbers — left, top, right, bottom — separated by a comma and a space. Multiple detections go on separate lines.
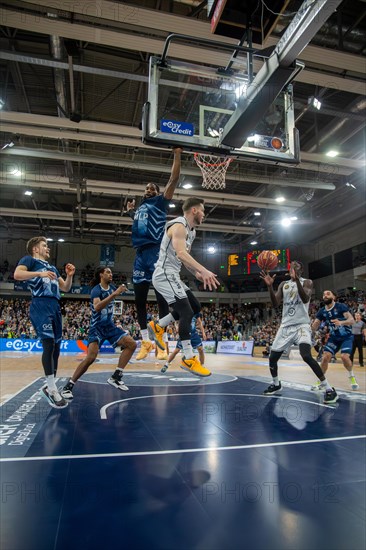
194, 153, 233, 191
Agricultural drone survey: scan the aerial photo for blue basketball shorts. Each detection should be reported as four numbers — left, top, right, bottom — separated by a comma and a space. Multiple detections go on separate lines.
88, 323, 128, 348
324, 335, 354, 355
133, 244, 160, 284
30, 297, 62, 343
176, 332, 202, 350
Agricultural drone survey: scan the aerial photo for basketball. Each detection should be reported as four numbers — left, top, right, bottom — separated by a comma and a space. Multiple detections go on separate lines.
257, 250, 278, 271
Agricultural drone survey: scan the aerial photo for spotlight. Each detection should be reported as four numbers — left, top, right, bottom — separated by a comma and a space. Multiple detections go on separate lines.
207, 246, 216, 254
58, 238, 65, 242
308, 96, 321, 110
326, 150, 339, 158
275, 196, 285, 203
250, 241, 258, 245
254, 212, 261, 216
281, 217, 291, 227
24, 190, 33, 196
46, 238, 53, 242
10, 168, 22, 176
182, 183, 193, 189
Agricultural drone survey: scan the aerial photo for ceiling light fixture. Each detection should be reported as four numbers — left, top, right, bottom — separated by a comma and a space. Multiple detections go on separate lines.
326, 150, 339, 158
275, 196, 285, 203
182, 183, 193, 189
24, 190, 33, 196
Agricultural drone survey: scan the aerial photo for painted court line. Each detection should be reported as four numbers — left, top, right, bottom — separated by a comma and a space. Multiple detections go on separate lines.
1, 434, 365, 463
100, 392, 337, 419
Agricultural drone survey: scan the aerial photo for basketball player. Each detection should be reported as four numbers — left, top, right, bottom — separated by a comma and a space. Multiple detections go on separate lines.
311, 290, 357, 390
161, 312, 206, 373
60, 267, 136, 399
148, 197, 219, 377
260, 261, 338, 403
126, 147, 182, 362
14, 237, 75, 409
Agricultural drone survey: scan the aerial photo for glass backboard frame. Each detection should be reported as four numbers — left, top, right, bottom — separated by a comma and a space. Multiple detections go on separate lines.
142, 56, 300, 164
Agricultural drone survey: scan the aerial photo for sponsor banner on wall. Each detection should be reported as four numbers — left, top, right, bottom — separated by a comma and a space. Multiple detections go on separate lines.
202, 341, 216, 353
0, 339, 114, 353
216, 340, 254, 355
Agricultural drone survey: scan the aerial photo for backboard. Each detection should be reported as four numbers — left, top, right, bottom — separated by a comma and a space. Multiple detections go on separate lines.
142, 56, 300, 164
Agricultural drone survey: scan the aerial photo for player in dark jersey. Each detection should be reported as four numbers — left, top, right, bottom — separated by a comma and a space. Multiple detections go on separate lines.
161, 313, 206, 373
60, 267, 137, 400
126, 148, 182, 361
14, 236, 75, 409
312, 290, 357, 390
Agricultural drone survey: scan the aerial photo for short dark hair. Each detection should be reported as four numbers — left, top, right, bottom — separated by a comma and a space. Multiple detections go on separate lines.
325, 289, 337, 298
26, 236, 47, 255
146, 182, 160, 193
182, 197, 204, 212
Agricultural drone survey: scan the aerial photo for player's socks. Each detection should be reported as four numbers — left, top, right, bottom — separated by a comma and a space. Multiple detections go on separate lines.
273, 376, 279, 385
46, 374, 57, 391
181, 340, 194, 359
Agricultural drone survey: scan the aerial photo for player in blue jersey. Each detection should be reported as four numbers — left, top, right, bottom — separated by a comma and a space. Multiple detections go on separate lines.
161, 313, 206, 373
14, 236, 75, 409
312, 290, 357, 390
126, 147, 182, 361
60, 267, 137, 400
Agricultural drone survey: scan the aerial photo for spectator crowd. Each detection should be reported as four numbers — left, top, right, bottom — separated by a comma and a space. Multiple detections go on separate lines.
1, 291, 365, 346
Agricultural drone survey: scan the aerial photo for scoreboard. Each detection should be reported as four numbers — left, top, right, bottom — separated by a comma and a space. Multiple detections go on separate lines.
227, 249, 290, 276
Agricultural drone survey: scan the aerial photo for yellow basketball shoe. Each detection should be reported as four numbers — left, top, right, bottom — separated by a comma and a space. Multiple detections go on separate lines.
156, 348, 168, 361
136, 340, 153, 360
180, 356, 211, 377
148, 320, 165, 350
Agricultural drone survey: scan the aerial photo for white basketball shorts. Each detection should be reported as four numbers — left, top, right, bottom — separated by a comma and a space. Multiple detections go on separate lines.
271, 323, 312, 352
152, 269, 189, 305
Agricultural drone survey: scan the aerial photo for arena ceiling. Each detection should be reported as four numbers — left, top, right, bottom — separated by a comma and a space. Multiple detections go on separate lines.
0, 0, 365, 250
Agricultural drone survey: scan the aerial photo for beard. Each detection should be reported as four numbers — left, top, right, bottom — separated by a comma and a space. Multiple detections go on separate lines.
323, 298, 333, 305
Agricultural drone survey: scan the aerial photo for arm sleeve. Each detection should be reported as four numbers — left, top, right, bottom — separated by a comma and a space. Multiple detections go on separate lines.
315, 310, 324, 321
127, 209, 136, 220
17, 256, 34, 269
90, 286, 101, 300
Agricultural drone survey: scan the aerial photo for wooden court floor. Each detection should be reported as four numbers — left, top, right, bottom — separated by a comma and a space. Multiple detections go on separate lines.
1, 349, 365, 403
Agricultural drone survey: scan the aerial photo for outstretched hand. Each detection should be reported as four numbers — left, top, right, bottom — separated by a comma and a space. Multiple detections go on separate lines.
289, 265, 300, 280
259, 270, 276, 286
126, 199, 136, 211
196, 269, 220, 291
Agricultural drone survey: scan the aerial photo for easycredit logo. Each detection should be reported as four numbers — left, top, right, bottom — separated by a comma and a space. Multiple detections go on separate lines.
5, 339, 70, 352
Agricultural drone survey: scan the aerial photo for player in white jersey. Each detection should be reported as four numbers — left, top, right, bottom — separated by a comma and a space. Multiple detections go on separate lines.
260, 261, 337, 404
148, 197, 219, 377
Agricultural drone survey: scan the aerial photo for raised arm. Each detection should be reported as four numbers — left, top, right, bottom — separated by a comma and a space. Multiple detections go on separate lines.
93, 284, 127, 312
290, 264, 313, 303
169, 223, 219, 290
58, 263, 76, 292
163, 148, 182, 200
259, 271, 284, 308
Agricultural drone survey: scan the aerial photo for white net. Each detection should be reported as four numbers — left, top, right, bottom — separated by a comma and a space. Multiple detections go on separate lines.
194, 153, 233, 190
